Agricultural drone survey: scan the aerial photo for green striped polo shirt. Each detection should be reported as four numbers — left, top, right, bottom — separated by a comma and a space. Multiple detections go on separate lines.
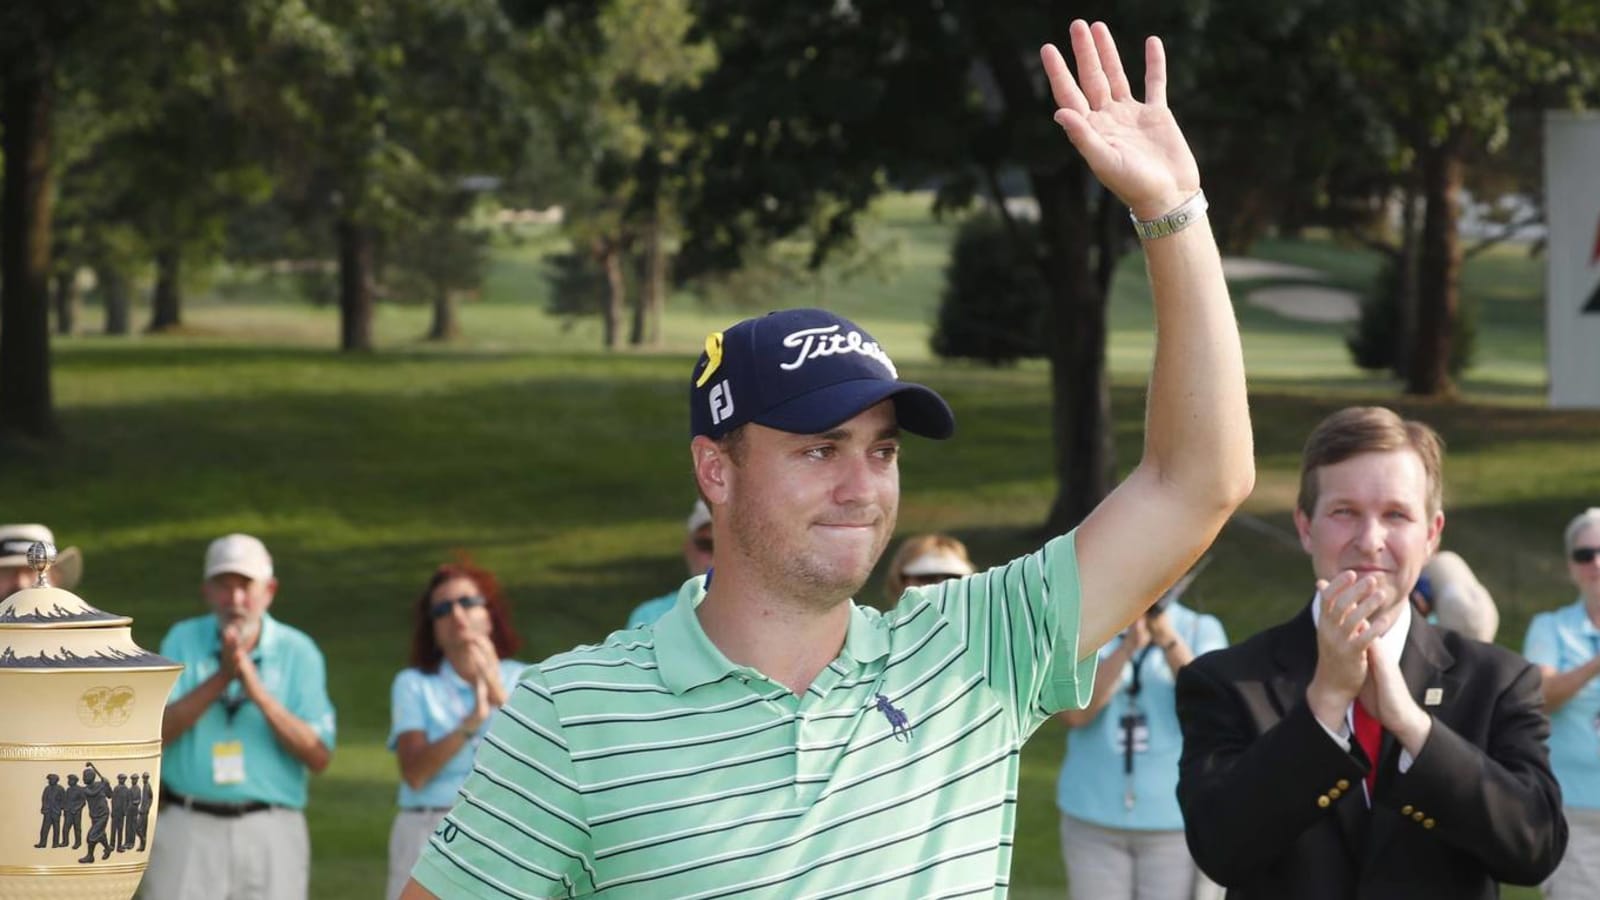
412, 531, 1094, 898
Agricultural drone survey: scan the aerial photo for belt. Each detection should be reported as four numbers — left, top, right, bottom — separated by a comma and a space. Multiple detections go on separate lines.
401, 806, 453, 813
161, 787, 275, 818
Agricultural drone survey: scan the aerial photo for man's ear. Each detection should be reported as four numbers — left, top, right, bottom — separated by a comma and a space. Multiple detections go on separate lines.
692, 436, 731, 505
1293, 507, 1315, 556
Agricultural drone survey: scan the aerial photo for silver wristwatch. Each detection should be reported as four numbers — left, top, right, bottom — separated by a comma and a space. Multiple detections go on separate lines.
1129, 190, 1208, 241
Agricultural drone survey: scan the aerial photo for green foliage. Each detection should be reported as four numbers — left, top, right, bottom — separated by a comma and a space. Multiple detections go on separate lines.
1346, 258, 1477, 377
932, 214, 1046, 366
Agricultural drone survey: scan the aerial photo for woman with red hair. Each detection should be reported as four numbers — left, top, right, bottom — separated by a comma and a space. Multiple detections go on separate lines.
385, 560, 527, 900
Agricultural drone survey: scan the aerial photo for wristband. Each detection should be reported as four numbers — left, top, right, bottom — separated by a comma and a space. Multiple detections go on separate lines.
1130, 190, 1207, 241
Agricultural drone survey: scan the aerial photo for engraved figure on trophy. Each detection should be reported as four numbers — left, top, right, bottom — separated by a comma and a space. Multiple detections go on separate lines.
62, 773, 85, 849
110, 773, 129, 852
134, 772, 152, 851
34, 773, 65, 849
78, 765, 112, 864
121, 772, 141, 852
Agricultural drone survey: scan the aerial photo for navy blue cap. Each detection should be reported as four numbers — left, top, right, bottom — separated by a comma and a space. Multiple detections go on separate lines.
689, 308, 954, 440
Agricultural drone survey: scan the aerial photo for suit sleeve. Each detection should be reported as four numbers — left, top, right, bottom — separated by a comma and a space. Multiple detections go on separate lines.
1384, 660, 1567, 885
1175, 658, 1366, 886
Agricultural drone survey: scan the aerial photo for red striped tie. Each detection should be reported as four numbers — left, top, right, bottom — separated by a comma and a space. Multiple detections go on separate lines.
1353, 700, 1382, 796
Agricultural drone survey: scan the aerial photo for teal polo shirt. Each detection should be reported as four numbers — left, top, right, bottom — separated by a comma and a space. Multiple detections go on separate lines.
159, 612, 337, 809
1056, 602, 1227, 830
412, 531, 1094, 898
1524, 599, 1600, 810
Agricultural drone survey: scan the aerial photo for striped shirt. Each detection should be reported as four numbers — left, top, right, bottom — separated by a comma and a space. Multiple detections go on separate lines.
412, 531, 1093, 898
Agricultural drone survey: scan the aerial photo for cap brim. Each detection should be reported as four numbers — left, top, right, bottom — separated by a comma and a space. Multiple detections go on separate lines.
754, 379, 955, 439
0, 546, 82, 590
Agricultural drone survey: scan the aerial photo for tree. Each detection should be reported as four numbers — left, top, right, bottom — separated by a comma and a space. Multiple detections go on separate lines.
675, 2, 1196, 531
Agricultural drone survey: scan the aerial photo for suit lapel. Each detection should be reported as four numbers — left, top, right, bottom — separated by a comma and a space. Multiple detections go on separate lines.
1361, 616, 1455, 877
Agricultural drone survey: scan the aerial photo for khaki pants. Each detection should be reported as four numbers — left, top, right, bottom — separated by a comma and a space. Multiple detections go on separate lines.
1061, 813, 1222, 900
139, 804, 308, 900
1544, 805, 1600, 899
387, 808, 450, 900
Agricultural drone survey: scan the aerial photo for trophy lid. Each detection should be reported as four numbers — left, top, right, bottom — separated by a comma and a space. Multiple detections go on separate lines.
0, 541, 173, 670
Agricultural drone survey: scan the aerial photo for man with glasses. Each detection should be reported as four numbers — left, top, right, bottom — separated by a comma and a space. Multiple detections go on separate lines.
626, 499, 715, 627
143, 533, 337, 900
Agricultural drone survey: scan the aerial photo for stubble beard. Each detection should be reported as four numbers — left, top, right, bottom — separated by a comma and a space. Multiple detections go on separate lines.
726, 495, 895, 611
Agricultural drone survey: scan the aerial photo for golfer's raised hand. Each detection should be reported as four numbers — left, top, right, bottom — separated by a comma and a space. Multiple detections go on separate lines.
1039, 20, 1199, 220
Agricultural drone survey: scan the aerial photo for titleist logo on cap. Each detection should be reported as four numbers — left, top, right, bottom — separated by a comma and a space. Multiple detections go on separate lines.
779, 325, 898, 377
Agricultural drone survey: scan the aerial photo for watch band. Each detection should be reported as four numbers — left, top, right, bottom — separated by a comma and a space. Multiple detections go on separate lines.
1129, 190, 1208, 241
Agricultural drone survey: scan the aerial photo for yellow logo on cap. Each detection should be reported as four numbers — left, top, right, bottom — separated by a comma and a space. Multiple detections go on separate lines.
695, 332, 724, 388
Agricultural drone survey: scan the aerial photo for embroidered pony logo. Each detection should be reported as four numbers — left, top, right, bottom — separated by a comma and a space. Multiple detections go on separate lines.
874, 693, 912, 742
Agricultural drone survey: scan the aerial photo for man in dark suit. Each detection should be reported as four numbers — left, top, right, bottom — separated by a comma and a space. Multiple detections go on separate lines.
1176, 406, 1566, 899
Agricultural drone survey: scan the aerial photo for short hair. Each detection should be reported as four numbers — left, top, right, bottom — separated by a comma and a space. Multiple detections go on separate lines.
884, 533, 973, 601
408, 556, 522, 673
1297, 407, 1445, 518
1566, 508, 1600, 555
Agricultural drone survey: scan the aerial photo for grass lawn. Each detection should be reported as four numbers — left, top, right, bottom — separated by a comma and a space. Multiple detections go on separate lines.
4, 195, 1590, 898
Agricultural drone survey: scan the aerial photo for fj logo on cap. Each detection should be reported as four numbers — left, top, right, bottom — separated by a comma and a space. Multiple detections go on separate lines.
709, 380, 734, 425
779, 325, 897, 377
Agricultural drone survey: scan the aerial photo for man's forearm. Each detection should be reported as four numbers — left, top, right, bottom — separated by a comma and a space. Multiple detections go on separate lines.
249, 690, 331, 772
1139, 214, 1254, 510
161, 672, 231, 745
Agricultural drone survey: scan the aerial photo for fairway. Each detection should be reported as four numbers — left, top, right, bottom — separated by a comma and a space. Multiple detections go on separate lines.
4, 197, 1591, 898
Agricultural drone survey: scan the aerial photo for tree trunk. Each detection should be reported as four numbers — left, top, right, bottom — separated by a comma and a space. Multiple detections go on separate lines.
1406, 138, 1463, 397
100, 263, 130, 335
337, 218, 374, 351
631, 216, 665, 347
1391, 183, 1422, 378
53, 268, 78, 336
427, 288, 459, 341
597, 237, 625, 351
1033, 164, 1115, 533
0, 52, 59, 439
146, 246, 182, 332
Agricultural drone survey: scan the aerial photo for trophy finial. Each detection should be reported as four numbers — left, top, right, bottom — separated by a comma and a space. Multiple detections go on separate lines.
27, 541, 55, 588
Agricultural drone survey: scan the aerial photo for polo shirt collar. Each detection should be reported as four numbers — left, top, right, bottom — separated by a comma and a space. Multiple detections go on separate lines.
655, 578, 891, 695
1565, 597, 1600, 637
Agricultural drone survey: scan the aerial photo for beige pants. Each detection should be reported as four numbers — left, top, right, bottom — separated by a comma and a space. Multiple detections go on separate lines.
138, 804, 308, 900
1544, 805, 1600, 899
1061, 813, 1222, 900
387, 808, 450, 900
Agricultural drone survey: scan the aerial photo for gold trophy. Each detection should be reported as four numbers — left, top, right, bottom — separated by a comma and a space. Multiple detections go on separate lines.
0, 542, 181, 899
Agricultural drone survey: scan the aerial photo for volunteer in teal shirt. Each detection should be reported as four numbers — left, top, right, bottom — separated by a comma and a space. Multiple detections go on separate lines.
1056, 601, 1226, 900
1523, 506, 1600, 899
145, 534, 336, 900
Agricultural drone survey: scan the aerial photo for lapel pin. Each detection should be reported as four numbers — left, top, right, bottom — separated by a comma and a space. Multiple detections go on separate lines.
1424, 688, 1443, 707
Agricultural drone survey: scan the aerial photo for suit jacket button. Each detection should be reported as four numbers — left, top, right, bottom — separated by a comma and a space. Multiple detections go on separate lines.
1412, 811, 1425, 822
1318, 795, 1331, 808
1328, 788, 1342, 799
1423, 818, 1436, 829
1336, 779, 1351, 791
1401, 804, 1414, 816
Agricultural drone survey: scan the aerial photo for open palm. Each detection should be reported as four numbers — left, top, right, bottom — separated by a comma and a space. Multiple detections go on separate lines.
1040, 21, 1200, 220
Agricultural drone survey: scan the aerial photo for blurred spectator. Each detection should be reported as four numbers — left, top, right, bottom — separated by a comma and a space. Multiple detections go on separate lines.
1410, 550, 1498, 642
1055, 566, 1225, 900
144, 534, 336, 900
0, 523, 82, 596
626, 500, 713, 628
387, 559, 528, 900
1523, 507, 1600, 899
884, 533, 974, 601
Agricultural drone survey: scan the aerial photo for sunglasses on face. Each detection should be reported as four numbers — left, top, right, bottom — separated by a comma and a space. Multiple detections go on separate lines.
1574, 547, 1600, 565
430, 595, 487, 620
692, 537, 714, 554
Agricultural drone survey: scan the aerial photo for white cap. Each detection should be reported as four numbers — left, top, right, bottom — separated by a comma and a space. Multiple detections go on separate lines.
900, 550, 974, 578
0, 523, 83, 590
686, 500, 712, 534
204, 533, 274, 582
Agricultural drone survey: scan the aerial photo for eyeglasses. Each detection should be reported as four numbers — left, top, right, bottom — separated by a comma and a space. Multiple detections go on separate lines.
692, 537, 714, 554
1574, 547, 1600, 565
429, 595, 487, 620
902, 573, 961, 587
